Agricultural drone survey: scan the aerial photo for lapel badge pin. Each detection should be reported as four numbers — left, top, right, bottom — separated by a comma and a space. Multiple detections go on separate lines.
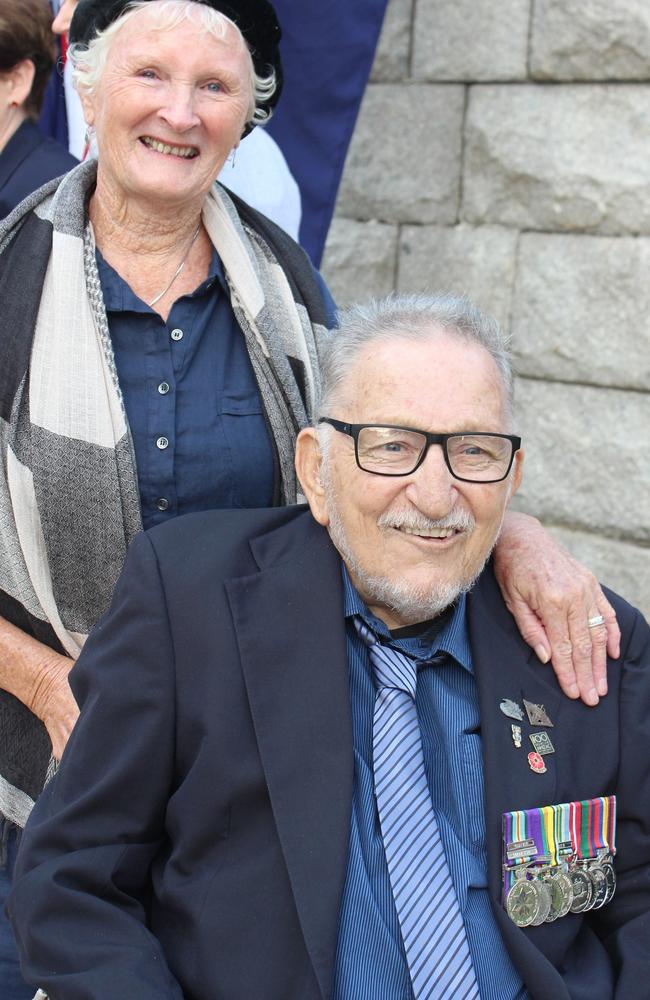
511, 724, 522, 748
500, 699, 524, 721
523, 699, 554, 728
528, 751, 547, 774
529, 731, 555, 756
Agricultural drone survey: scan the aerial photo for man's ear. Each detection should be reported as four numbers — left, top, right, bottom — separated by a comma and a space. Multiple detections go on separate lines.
295, 427, 329, 527
509, 448, 524, 500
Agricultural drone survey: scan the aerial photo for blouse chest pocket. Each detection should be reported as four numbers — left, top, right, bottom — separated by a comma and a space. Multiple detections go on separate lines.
219, 391, 274, 508
220, 391, 264, 417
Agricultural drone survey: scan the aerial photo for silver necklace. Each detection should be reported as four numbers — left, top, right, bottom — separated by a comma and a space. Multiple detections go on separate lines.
148, 223, 201, 308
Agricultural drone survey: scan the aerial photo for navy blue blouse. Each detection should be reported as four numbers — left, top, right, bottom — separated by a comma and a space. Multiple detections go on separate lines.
97, 248, 335, 530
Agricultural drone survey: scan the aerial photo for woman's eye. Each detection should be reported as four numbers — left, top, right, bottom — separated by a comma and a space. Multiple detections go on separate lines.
138, 69, 158, 80
205, 81, 223, 93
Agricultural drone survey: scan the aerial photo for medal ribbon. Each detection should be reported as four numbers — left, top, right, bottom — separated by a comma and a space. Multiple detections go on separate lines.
569, 796, 616, 859
541, 805, 557, 866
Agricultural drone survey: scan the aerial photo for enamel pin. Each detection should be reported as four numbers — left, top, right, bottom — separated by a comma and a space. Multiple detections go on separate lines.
529, 732, 555, 756
500, 699, 524, 721
523, 700, 554, 728
528, 751, 547, 774
511, 724, 522, 748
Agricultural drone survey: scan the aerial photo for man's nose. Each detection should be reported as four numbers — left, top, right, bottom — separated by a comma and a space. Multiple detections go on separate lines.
158, 85, 200, 132
403, 443, 458, 514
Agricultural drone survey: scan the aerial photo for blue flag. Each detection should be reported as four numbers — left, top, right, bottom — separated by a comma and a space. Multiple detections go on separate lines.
267, 0, 389, 265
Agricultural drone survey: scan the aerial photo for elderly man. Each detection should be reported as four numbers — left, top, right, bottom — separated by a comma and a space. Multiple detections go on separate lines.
9, 295, 649, 999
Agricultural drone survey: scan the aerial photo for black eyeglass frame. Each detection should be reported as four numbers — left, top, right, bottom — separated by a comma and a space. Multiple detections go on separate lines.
318, 418, 522, 483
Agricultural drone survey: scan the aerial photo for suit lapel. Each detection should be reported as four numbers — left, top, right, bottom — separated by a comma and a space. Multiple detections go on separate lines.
469, 567, 571, 998
226, 513, 352, 1000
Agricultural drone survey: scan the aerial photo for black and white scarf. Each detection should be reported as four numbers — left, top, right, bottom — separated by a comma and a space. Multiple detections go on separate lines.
0, 160, 330, 826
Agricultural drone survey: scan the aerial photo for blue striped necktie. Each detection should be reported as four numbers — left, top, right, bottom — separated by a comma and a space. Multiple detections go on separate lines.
355, 618, 480, 1000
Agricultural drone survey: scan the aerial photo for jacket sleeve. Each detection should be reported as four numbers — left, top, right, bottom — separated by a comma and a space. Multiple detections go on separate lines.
593, 601, 650, 994
7, 531, 184, 1000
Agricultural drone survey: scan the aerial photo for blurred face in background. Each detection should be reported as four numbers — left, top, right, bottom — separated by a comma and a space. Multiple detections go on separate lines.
52, 0, 78, 36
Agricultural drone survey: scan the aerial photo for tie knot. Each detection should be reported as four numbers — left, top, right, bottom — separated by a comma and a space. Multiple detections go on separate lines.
354, 617, 417, 698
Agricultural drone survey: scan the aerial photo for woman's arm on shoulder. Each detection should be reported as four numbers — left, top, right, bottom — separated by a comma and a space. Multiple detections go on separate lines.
493, 511, 621, 706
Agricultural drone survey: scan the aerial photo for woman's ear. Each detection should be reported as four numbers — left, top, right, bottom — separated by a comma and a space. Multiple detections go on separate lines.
77, 86, 96, 128
295, 427, 329, 526
8, 59, 35, 110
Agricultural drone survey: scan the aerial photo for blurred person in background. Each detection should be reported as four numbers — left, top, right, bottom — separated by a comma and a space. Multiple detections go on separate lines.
0, 0, 77, 218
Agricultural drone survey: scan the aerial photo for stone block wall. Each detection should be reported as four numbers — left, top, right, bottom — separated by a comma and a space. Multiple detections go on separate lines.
321, 0, 650, 617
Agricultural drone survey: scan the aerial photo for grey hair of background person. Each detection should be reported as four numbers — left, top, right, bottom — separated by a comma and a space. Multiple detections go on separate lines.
316, 293, 516, 430
69, 0, 277, 128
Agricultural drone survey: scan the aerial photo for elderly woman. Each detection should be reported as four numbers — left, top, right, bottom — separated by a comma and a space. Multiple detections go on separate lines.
0, 0, 77, 218
0, 0, 617, 995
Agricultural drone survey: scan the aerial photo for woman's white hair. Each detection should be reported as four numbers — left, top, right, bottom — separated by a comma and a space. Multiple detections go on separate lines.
69, 0, 276, 127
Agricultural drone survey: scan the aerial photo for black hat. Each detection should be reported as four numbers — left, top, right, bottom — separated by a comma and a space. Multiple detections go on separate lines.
69, 0, 283, 126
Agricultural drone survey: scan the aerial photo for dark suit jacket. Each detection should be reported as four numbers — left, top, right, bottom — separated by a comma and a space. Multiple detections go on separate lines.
0, 120, 77, 219
8, 507, 650, 999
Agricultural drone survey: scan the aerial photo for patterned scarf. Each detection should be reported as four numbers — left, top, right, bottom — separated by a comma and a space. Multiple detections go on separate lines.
0, 160, 330, 825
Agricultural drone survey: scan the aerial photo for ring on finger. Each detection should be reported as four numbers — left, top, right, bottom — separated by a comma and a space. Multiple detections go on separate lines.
587, 614, 605, 629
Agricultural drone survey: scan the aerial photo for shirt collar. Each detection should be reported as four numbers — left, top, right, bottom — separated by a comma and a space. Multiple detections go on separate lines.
341, 562, 473, 674
96, 245, 227, 313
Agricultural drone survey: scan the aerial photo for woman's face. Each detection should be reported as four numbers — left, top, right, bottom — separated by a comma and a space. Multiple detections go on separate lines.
81, 7, 252, 209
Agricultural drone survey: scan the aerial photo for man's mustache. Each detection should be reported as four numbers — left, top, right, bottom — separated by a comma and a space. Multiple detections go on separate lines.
377, 508, 476, 533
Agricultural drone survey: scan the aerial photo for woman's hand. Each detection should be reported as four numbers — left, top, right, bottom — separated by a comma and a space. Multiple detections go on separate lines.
494, 511, 620, 705
29, 651, 79, 760
0, 616, 79, 760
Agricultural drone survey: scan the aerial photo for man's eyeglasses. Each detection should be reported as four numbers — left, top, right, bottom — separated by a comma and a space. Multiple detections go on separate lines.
318, 419, 521, 483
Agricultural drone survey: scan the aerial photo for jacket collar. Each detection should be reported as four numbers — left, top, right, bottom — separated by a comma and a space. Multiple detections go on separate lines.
226, 510, 353, 1000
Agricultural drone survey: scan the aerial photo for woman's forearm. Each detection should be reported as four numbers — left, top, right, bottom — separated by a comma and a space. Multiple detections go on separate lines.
0, 615, 78, 758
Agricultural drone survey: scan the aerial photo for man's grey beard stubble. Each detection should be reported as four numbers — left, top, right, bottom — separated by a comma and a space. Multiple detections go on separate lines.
321, 472, 495, 625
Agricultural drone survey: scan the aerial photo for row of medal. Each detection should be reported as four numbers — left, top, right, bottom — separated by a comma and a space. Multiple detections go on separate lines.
502, 796, 617, 928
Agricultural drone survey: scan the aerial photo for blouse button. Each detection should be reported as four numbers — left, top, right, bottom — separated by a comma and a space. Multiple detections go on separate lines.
156, 498, 170, 512
170, 328, 184, 342
158, 382, 171, 395
156, 436, 169, 450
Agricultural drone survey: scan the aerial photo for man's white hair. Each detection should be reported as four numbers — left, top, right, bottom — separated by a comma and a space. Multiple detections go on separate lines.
317, 292, 515, 429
